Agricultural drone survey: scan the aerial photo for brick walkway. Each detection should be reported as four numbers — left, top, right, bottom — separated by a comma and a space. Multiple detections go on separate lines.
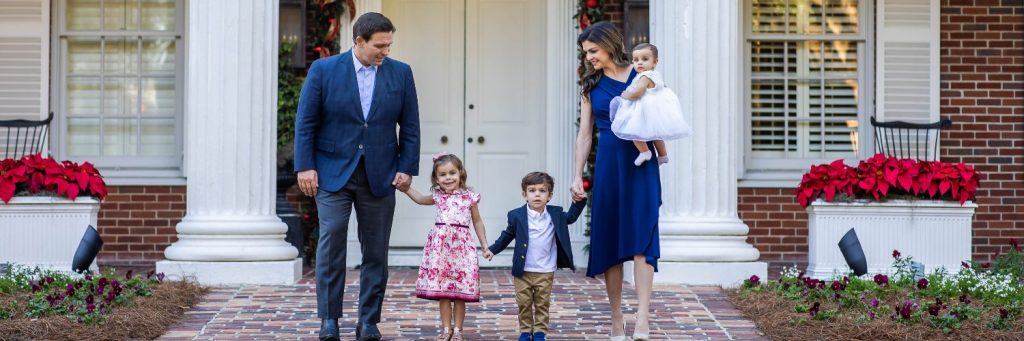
159, 269, 766, 340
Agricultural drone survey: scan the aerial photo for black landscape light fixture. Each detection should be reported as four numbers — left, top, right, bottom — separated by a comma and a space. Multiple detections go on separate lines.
72, 225, 104, 273
838, 228, 868, 276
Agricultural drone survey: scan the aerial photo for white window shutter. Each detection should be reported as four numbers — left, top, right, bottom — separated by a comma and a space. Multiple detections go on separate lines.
875, 0, 939, 123
0, 0, 49, 122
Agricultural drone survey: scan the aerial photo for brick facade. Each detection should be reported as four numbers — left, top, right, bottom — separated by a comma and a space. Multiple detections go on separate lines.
740, 0, 1024, 263
96, 186, 185, 266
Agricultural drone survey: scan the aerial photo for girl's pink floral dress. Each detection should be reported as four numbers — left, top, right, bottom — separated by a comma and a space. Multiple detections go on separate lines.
415, 188, 482, 302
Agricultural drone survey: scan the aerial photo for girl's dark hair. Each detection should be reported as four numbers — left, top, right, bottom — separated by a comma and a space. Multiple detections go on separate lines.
353, 12, 396, 43
430, 154, 468, 191
633, 43, 659, 59
577, 22, 630, 100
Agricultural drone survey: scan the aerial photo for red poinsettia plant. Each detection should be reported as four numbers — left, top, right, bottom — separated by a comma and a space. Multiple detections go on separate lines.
794, 154, 979, 207
0, 154, 108, 203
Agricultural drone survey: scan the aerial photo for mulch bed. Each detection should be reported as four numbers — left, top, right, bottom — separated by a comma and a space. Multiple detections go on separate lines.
726, 289, 1024, 341
0, 280, 206, 340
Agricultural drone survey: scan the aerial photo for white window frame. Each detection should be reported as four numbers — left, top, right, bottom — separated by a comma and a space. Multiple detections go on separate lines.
740, 0, 875, 188
50, 0, 186, 185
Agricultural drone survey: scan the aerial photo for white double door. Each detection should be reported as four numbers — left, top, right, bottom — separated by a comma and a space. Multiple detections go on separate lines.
380, 0, 545, 264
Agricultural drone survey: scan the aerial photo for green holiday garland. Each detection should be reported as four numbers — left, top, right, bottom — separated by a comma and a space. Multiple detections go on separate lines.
574, 0, 606, 246
310, 0, 355, 58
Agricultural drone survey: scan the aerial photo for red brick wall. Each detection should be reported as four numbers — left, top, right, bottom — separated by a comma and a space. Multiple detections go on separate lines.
739, 188, 808, 262
96, 186, 185, 266
741, 1, 1024, 263
939, 0, 1024, 260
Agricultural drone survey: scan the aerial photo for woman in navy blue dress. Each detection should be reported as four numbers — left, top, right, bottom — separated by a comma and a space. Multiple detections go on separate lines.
570, 22, 661, 341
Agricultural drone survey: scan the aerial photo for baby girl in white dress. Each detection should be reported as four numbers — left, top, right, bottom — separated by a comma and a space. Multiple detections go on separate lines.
610, 43, 693, 166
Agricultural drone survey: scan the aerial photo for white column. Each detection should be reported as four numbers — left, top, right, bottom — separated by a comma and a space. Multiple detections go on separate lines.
638, 0, 766, 287
157, 0, 301, 286
545, 0, 588, 269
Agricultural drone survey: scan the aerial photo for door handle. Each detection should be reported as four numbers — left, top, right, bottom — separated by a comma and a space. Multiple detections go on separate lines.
441, 135, 448, 144
477, 136, 485, 144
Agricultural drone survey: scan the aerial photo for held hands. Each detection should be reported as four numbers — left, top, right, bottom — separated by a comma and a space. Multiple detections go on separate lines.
297, 170, 318, 197
481, 249, 494, 261
570, 176, 586, 202
392, 172, 412, 192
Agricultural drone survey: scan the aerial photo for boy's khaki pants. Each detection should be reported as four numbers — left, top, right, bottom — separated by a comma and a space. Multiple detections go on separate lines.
514, 271, 555, 333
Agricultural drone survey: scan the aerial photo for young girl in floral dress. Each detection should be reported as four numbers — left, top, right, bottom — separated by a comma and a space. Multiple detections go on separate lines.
400, 152, 489, 341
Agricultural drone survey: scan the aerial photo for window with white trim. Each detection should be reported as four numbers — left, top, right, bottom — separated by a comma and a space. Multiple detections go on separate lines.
55, 0, 183, 183
744, 0, 870, 182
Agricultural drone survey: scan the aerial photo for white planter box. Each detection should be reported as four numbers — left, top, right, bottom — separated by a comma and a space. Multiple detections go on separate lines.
0, 196, 101, 273
806, 199, 977, 279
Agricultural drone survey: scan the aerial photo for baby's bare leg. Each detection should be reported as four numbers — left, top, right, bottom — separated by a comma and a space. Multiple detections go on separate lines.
633, 141, 652, 166
653, 140, 668, 157
633, 140, 650, 153
654, 140, 669, 165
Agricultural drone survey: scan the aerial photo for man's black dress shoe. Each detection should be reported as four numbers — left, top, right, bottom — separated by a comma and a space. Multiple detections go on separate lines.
357, 323, 382, 341
319, 319, 340, 341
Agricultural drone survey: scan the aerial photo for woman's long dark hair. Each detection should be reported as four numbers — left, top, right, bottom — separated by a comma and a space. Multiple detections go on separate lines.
577, 22, 630, 100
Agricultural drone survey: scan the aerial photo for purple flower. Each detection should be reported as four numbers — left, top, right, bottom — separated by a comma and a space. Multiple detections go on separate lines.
782, 283, 791, 290
67, 304, 76, 312
125, 270, 133, 279
831, 281, 846, 291
65, 283, 76, 296
146, 270, 155, 279
45, 276, 54, 284
959, 294, 971, 304
156, 272, 165, 282
748, 275, 760, 286
1011, 238, 1019, 250
84, 274, 92, 281
999, 308, 1009, 319
86, 302, 95, 313
809, 302, 821, 317
84, 295, 94, 304
869, 311, 876, 320
916, 278, 929, 290
892, 249, 901, 258
982, 262, 991, 270
899, 301, 915, 319
873, 274, 889, 287
961, 261, 971, 269
30, 281, 40, 293
928, 303, 941, 316
871, 298, 880, 308
105, 290, 116, 304
98, 277, 109, 287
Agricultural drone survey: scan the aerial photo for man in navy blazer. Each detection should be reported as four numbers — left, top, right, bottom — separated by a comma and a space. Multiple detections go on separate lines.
293, 12, 419, 341
483, 172, 586, 341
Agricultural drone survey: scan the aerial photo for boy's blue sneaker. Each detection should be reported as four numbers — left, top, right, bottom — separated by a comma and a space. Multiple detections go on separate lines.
518, 332, 532, 341
532, 332, 546, 341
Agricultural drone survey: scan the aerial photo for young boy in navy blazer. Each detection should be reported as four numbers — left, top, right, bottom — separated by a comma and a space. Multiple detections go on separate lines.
482, 172, 587, 341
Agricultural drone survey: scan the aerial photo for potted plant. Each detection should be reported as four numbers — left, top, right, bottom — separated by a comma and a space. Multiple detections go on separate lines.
795, 154, 979, 279
0, 154, 108, 272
